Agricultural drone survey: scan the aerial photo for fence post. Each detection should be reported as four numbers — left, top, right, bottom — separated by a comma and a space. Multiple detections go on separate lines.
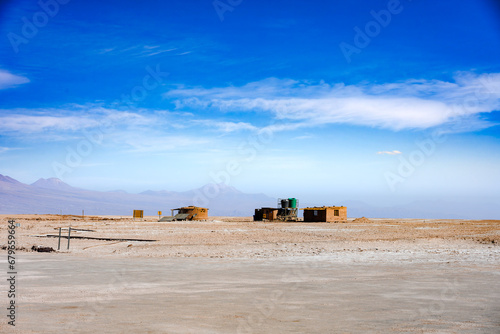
58, 227, 62, 250
67, 227, 72, 250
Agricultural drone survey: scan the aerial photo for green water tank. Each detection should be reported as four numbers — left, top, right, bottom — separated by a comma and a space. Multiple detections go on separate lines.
288, 198, 297, 208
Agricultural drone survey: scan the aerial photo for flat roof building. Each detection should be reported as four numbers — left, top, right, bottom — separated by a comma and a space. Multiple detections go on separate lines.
302, 206, 347, 223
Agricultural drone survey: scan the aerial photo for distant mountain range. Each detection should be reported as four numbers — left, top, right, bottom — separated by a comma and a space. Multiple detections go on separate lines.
0, 174, 497, 219
0, 174, 275, 216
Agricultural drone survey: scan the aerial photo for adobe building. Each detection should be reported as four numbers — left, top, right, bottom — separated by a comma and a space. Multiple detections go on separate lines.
302, 206, 347, 223
172, 206, 208, 220
254, 197, 299, 222
160, 206, 208, 221
253, 207, 279, 221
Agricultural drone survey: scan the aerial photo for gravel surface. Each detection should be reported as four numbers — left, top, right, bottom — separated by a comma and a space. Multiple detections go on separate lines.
1, 215, 498, 333
2, 215, 499, 259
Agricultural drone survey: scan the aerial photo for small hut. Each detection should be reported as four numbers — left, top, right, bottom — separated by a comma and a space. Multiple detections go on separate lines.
302, 206, 347, 223
253, 207, 279, 221
159, 206, 208, 221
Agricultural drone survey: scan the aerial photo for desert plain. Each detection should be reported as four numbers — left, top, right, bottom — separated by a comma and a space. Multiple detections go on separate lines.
1, 214, 499, 333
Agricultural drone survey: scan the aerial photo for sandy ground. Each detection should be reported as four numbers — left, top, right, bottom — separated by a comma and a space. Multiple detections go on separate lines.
2, 214, 499, 259
1, 214, 499, 333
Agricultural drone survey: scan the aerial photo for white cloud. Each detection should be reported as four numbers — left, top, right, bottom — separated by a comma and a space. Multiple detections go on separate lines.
377, 150, 402, 155
0, 114, 98, 133
193, 120, 257, 133
165, 73, 500, 132
0, 105, 214, 152
0, 109, 149, 135
0, 70, 29, 89
0, 106, 153, 134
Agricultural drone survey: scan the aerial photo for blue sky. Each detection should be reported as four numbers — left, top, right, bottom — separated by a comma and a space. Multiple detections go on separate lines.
1, 0, 499, 209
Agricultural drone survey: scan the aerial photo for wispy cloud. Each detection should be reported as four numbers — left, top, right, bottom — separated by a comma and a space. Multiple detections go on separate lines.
96, 44, 178, 57
0, 114, 98, 133
0, 106, 150, 134
193, 120, 257, 133
116, 134, 210, 153
377, 150, 402, 155
0, 70, 29, 90
165, 73, 500, 132
292, 135, 314, 140
97, 48, 116, 54
0, 147, 25, 155
0, 105, 214, 153
141, 46, 178, 57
